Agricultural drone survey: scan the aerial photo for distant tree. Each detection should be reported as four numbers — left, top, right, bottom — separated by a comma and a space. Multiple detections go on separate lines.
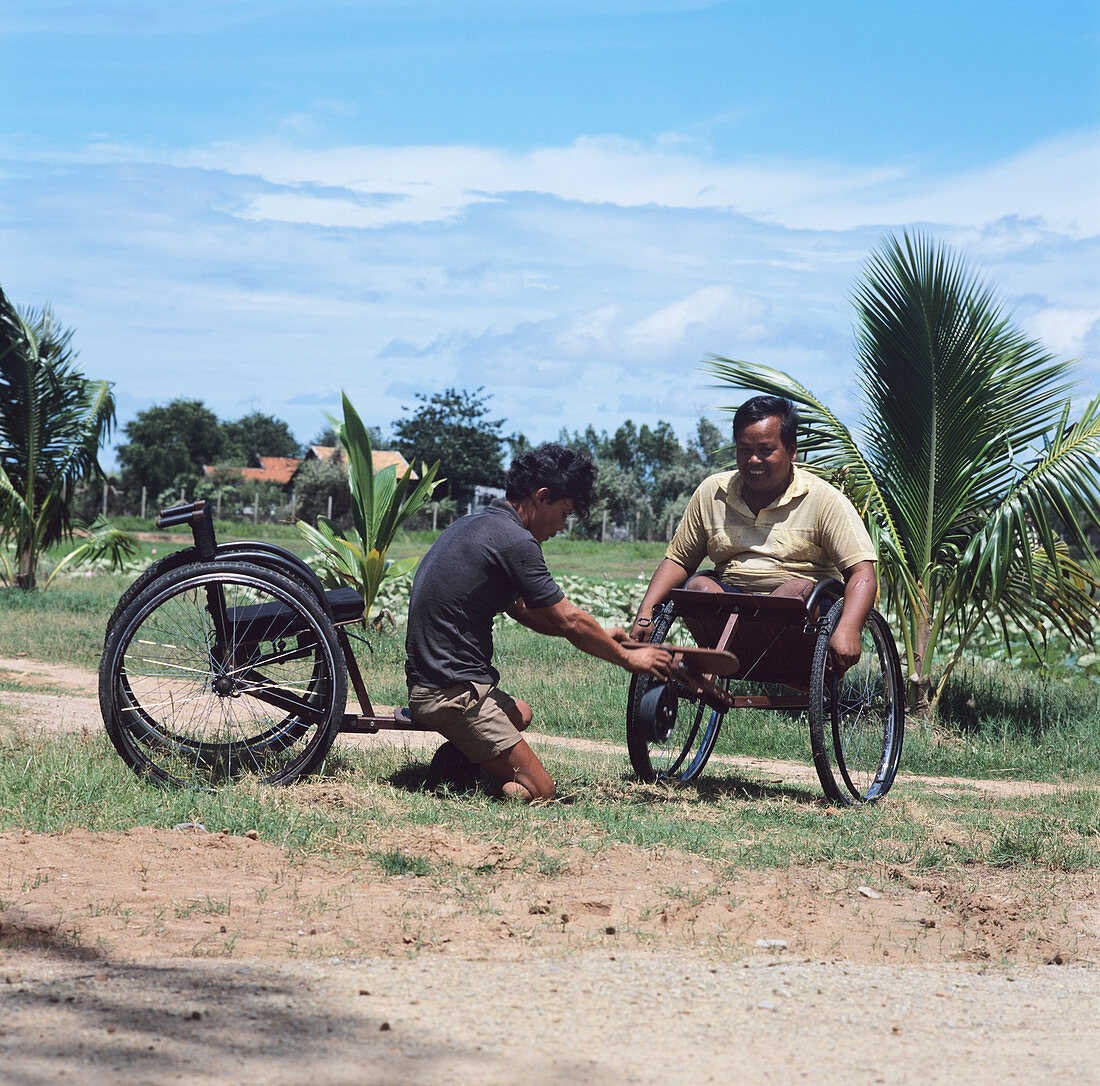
0, 288, 132, 588
293, 456, 351, 525
222, 411, 300, 463
117, 399, 225, 499
689, 418, 728, 467
636, 421, 685, 483
392, 387, 505, 503
505, 431, 533, 461
310, 422, 385, 450
310, 425, 341, 449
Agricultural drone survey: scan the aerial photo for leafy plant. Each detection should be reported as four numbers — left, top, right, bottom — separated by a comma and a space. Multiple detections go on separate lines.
40, 515, 140, 588
708, 232, 1100, 712
297, 393, 442, 623
0, 286, 134, 589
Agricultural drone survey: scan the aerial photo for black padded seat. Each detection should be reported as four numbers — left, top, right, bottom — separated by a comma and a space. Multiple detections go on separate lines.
325, 586, 366, 626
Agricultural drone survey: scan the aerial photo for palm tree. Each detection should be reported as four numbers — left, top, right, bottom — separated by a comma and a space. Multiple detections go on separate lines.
0, 286, 122, 588
708, 232, 1100, 711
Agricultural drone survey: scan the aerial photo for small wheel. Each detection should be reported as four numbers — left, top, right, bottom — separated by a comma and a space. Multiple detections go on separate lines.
808, 600, 904, 804
626, 603, 725, 783
100, 561, 347, 789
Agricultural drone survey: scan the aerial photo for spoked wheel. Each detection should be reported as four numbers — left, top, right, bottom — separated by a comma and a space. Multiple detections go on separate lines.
626, 603, 725, 783
100, 561, 347, 789
808, 600, 904, 804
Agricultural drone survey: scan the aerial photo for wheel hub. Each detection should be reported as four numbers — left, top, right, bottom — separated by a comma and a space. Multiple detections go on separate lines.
212, 673, 236, 697
639, 682, 678, 744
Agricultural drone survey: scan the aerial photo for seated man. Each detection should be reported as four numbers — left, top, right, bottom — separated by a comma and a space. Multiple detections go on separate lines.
630, 395, 877, 671
406, 443, 673, 802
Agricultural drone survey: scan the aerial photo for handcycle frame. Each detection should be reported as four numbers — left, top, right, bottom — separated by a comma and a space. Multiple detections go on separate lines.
154, 499, 433, 736
625, 579, 906, 804
99, 501, 438, 789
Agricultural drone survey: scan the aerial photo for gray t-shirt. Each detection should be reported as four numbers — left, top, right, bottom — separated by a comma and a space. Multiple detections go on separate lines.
404, 499, 564, 689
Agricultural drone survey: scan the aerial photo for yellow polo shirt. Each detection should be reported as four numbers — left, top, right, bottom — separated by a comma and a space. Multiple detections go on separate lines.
665, 466, 876, 590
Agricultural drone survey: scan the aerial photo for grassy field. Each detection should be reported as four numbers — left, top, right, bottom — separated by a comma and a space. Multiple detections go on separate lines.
2, 711, 1099, 874
2, 532, 1098, 876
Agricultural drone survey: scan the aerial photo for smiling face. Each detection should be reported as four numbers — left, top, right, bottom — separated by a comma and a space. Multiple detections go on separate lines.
735, 415, 796, 506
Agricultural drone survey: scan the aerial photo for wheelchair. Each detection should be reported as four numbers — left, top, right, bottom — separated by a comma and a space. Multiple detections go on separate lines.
99, 501, 429, 789
625, 579, 905, 805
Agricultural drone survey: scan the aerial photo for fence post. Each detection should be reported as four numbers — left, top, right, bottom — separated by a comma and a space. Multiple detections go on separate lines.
601, 509, 607, 542
432, 501, 438, 531
140, 486, 147, 520
102, 480, 108, 517
327, 495, 333, 520
254, 491, 259, 525
217, 489, 222, 519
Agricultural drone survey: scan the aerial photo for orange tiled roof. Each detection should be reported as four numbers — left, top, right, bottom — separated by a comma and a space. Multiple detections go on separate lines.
307, 446, 416, 479
238, 457, 301, 485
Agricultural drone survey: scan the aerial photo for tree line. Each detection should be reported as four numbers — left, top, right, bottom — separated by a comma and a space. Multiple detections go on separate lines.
100, 387, 731, 538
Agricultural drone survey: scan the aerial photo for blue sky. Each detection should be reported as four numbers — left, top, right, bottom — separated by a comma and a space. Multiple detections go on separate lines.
3, 0, 1098, 464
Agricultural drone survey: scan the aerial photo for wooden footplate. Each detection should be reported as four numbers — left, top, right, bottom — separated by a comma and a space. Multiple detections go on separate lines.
622, 640, 742, 713
340, 705, 431, 733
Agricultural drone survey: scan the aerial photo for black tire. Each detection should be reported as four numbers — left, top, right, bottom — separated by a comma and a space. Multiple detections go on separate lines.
626, 603, 725, 783
105, 548, 197, 642
100, 561, 347, 789
808, 600, 904, 804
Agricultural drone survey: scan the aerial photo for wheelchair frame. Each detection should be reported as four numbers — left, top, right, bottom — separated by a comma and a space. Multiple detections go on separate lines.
625, 580, 906, 805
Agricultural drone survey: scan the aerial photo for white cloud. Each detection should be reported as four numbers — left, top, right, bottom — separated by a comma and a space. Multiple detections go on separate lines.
169, 128, 1099, 241
1026, 306, 1100, 360
623, 286, 770, 358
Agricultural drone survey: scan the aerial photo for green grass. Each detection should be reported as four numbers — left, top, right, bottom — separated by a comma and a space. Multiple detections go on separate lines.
1, 728, 1097, 874
3, 562, 1100, 780
2, 535, 1098, 879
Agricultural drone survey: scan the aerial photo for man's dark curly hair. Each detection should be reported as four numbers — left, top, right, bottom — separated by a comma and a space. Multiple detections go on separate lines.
733, 394, 799, 450
505, 442, 597, 519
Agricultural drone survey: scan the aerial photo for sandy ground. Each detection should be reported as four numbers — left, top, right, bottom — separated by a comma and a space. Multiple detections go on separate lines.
1, 657, 1099, 1084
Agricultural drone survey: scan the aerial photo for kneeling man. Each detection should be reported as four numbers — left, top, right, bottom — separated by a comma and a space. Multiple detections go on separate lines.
406, 443, 673, 802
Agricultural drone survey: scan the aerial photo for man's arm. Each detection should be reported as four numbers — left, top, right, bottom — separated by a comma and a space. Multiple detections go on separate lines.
509, 597, 674, 678
628, 558, 692, 641
829, 560, 877, 670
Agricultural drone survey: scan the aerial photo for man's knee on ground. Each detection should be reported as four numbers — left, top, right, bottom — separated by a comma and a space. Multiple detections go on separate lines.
480, 739, 554, 802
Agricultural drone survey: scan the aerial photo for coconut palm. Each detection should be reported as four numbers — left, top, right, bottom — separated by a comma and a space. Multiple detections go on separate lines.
0, 286, 127, 588
708, 232, 1100, 710
298, 393, 442, 624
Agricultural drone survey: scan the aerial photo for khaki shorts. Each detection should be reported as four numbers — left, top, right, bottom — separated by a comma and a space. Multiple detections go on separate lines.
407, 682, 522, 765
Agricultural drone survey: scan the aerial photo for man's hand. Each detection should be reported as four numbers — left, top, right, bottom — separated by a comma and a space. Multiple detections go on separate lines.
828, 560, 877, 674
622, 643, 674, 679
827, 626, 862, 673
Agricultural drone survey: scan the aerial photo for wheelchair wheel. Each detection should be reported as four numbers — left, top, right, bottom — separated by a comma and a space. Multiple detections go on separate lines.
626, 603, 725, 783
105, 542, 325, 644
105, 548, 196, 642
100, 561, 347, 789
808, 600, 904, 804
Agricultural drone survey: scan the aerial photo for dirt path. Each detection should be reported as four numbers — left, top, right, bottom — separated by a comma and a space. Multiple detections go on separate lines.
2, 658, 1099, 1083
